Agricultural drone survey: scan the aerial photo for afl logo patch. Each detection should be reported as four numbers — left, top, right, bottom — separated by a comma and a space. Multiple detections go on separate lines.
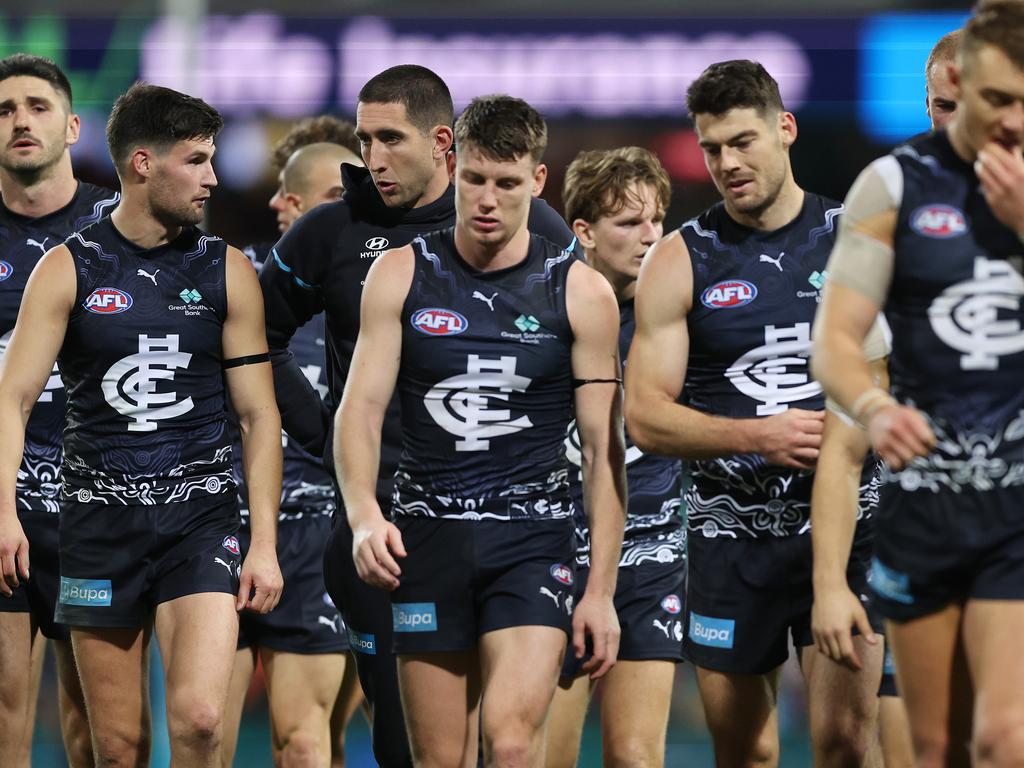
550, 564, 574, 586
365, 236, 390, 251
661, 594, 682, 614
84, 287, 133, 314
411, 308, 468, 336
0, 261, 12, 281
701, 280, 757, 309
222, 535, 240, 556
911, 205, 967, 239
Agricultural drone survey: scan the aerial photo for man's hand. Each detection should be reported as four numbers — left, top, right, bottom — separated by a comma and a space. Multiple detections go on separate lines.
976, 142, 1024, 235
867, 403, 936, 470
0, 513, 29, 597
572, 590, 620, 680
812, 584, 878, 670
754, 408, 825, 469
351, 512, 406, 591
236, 540, 283, 614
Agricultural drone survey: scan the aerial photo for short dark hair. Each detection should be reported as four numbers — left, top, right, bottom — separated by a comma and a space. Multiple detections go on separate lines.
0, 53, 73, 108
686, 60, 784, 118
926, 29, 963, 76
454, 95, 547, 164
357, 65, 454, 134
106, 82, 223, 172
963, 1, 1024, 71
563, 146, 671, 225
271, 115, 360, 172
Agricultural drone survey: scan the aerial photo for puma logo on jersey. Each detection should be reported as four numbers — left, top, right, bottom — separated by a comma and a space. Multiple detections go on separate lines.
102, 334, 194, 431
318, 615, 342, 633
759, 252, 784, 271
472, 291, 498, 311
26, 237, 49, 253
137, 268, 160, 286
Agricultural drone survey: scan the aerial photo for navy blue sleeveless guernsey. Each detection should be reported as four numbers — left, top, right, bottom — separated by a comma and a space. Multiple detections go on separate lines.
392, 227, 575, 521
681, 193, 876, 539
60, 217, 233, 505
235, 243, 334, 522
886, 131, 1024, 493
565, 299, 685, 566
0, 183, 119, 512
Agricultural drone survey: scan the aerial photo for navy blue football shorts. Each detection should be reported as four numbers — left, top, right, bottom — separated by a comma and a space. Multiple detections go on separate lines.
871, 485, 1024, 623
389, 516, 576, 654
684, 526, 872, 675
0, 509, 68, 640
237, 513, 347, 654
56, 493, 240, 628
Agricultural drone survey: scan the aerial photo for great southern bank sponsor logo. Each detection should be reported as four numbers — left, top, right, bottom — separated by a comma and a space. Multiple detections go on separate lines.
84, 287, 133, 315
392, 602, 438, 632
688, 612, 735, 648
59, 577, 113, 606
411, 308, 468, 336
347, 628, 377, 654
701, 280, 757, 309
910, 204, 967, 239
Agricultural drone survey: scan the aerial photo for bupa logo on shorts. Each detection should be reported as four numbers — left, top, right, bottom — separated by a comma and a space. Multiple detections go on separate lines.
701, 280, 757, 310
59, 577, 113, 607
550, 563, 574, 586
688, 612, 735, 649
910, 204, 968, 239
870, 558, 915, 605
392, 602, 438, 633
222, 535, 240, 556
84, 287, 133, 315
0, 260, 12, 281
661, 594, 682, 615
347, 628, 377, 655
411, 308, 468, 336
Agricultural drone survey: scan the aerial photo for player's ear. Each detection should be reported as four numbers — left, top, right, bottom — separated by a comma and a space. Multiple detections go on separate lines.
779, 111, 798, 148
532, 162, 547, 196
285, 192, 304, 214
446, 150, 456, 181
433, 125, 454, 159
65, 112, 81, 147
573, 218, 596, 250
949, 60, 962, 102
131, 148, 154, 179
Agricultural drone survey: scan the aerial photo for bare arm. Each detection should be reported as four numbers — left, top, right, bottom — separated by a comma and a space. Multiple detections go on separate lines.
223, 247, 283, 614
0, 245, 76, 593
810, 359, 888, 670
812, 159, 935, 468
566, 261, 625, 680
625, 232, 823, 467
336, 246, 413, 590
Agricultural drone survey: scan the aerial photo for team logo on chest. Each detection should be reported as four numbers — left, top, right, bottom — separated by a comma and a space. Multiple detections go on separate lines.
102, 334, 195, 431
726, 323, 821, 415
411, 308, 468, 336
85, 288, 133, 315
929, 256, 1024, 370
701, 280, 757, 309
424, 354, 533, 451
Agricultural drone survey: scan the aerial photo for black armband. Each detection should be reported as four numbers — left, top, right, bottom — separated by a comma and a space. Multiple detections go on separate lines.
572, 377, 623, 388
223, 352, 271, 369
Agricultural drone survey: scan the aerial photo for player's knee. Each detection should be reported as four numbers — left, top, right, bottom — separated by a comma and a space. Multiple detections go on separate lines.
974, 709, 1024, 767
169, 699, 223, 750
604, 734, 662, 768
486, 727, 539, 768
93, 727, 145, 768
911, 729, 959, 768
812, 709, 874, 764
279, 727, 325, 768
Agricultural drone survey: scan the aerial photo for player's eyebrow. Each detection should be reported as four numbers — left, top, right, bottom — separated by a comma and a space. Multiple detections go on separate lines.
699, 129, 758, 150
